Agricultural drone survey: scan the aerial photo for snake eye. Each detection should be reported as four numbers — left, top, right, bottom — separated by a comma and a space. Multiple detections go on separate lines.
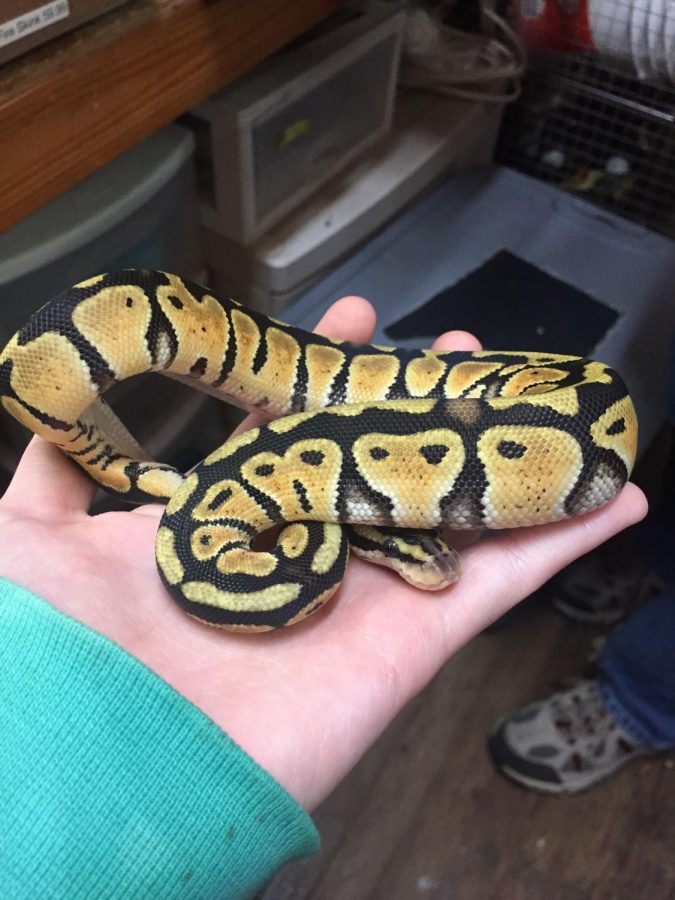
383, 538, 398, 554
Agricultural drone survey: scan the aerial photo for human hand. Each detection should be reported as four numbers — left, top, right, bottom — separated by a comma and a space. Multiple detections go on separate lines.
0, 297, 647, 811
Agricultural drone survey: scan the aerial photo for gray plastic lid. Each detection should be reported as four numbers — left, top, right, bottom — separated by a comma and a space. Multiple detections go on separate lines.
0, 124, 194, 285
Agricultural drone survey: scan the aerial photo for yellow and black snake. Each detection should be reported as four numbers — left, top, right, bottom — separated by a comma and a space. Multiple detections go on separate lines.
0, 270, 638, 631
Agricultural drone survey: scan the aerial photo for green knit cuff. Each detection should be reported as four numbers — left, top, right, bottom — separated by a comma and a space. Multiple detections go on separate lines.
0, 578, 319, 898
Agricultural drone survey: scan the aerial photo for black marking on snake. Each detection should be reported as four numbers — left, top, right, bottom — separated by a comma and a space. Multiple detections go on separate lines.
0, 358, 15, 400
68, 439, 102, 457
168, 295, 184, 310
181, 279, 212, 304
200, 533, 211, 545
66, 421, 89, 443
13, 288, 116, 392
293, 479, 313, 513
207, 487, 233, 510
213, 308, 238, 388
11, 397, 71, 431
163, 580, 302, 629
239, 477, 283, 523
290, 350, 309, 413
564, 451, 628, 517
370, 446, 389, 460
459, 367, 509, 398
100, 450, 123, 471
218, 540, 250, 555
497, 440, 528, 460
420, 444, 449, 465
126, 297, 134, 308
255, 463, 275, 477
346, 526, 408, 560
180, 515, 258, 541
384, 347, 448, 401
145, 291, 179, 369
337, 471, 395, 525
326, 357, 350, 407
121, 459, 179, 503
251, 325, 268, 375
606, 417, 626, 435
300, 450, 325, 466
439, 435, 489, 527
485, 395, 604, 435
218, 518, 259, 539
190, 357, 208, 377
439, 488, 486, 528
85, 444, 117, 468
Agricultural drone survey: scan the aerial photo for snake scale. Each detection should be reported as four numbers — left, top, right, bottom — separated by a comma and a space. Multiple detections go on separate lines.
0, 270, 637, 631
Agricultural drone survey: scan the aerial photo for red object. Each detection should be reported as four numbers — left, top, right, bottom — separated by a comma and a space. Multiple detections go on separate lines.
559, 1, 595, 50
514, 0, 594, 53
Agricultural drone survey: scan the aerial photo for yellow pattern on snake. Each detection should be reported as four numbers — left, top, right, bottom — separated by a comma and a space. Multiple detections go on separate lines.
0, 271, 638, 631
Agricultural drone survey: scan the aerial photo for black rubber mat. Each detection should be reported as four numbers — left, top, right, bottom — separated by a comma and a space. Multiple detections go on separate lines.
384, 250, 618, 356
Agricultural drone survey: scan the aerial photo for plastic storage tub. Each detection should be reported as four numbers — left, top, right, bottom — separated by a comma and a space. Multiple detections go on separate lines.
0, 124, 230, 492
284, 166, 675, 454
0, 123, 199, 347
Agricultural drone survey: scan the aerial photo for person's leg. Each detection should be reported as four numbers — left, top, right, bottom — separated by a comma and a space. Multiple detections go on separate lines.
547, 547, 662, 625
487, 677, 655, 793
640, 333, 675, 584
488, 587, 675, 793
599, 588, 675, 750
489, 337, 675, 792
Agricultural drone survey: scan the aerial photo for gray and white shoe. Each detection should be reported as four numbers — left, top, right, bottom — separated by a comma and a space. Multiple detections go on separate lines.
550, 553, 665, 625
488, 679, 653, 793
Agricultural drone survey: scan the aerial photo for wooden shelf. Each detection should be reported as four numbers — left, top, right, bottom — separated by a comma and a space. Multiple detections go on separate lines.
0, 0, 340, 232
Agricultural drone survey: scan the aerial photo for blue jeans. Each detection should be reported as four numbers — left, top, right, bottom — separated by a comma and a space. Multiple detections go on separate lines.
598, 336, 675, 750
599, 588, 675, 749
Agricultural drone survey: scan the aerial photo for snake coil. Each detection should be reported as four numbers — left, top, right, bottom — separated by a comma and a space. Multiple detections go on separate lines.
0, 271, 637, 631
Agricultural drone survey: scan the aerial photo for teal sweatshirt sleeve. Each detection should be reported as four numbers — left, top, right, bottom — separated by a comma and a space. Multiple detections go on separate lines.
0, 578, 319, 899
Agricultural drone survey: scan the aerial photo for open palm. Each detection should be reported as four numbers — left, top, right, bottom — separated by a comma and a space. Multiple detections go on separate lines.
0, 296, 647, 811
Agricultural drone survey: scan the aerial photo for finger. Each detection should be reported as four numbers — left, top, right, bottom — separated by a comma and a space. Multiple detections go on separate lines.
1, 436, 98, 519
313, 295, 376, 344
431, 330, 482, 353
443, 483, 648, 646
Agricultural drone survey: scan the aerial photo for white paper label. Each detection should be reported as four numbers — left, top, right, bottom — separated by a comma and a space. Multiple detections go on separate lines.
0, 1, 70, 48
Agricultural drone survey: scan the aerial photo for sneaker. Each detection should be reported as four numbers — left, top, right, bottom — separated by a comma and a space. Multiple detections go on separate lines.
549, 552, 664, 625
488, 679, 652, 793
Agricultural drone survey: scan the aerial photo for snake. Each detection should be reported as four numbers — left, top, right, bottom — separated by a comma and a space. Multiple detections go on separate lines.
0, 270, 638, 632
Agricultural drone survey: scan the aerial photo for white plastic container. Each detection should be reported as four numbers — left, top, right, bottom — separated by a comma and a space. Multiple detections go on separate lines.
589, 0, 674, 83
204, 92, 504, 315
588, 0, 632, 60
188, 3, 405, 245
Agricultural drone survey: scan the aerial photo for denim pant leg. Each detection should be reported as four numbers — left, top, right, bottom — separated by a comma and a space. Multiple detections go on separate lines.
599, 335, 675, 749
598, 589, 675, 750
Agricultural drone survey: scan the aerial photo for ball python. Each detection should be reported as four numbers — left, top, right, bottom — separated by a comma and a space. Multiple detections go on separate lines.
0, 270, 637, 632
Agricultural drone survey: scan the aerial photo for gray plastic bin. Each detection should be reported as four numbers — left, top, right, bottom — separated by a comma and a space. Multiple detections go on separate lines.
0, 124, 199, 346
0, 125, 230, 493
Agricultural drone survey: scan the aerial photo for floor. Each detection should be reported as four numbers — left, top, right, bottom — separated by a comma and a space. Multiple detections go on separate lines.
259, 591, 675, 900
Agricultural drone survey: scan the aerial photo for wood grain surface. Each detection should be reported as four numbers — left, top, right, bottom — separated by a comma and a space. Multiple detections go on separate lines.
260, 600, 675, 900
0, 0, 339, 231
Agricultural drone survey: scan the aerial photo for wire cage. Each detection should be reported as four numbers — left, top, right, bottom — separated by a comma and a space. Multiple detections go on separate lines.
495, 0, 675, 239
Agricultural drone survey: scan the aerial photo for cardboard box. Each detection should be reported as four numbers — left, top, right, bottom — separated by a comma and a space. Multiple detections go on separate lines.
0, 0, 129, 66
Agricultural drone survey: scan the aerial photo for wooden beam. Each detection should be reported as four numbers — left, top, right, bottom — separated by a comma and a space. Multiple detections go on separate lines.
0, 0, 339, 232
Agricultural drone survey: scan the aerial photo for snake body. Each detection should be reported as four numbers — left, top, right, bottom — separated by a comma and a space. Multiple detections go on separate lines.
0, 270, 637, 631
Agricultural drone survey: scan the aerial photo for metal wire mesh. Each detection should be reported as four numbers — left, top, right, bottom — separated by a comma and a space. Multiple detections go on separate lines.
496, 1, 675, 238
